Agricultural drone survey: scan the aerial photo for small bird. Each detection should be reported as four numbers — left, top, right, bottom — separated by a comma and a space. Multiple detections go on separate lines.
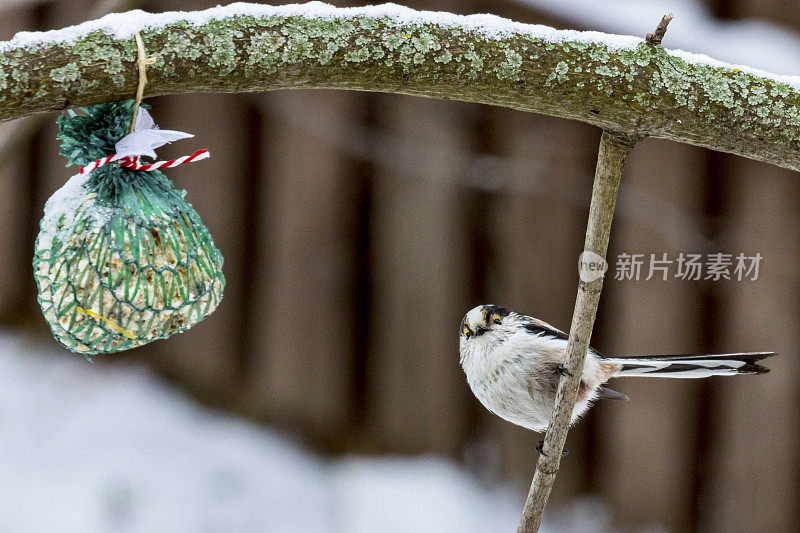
459, 304, 774, 432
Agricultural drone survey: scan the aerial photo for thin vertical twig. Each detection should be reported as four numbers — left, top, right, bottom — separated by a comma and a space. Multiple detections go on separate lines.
516, 15, 671, 531
516, 131, 639, 533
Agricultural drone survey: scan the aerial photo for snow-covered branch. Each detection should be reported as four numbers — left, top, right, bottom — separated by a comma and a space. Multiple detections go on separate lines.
1, 2, 800, 171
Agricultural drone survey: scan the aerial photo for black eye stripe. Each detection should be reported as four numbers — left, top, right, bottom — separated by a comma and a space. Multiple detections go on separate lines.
483, 305, 510, 319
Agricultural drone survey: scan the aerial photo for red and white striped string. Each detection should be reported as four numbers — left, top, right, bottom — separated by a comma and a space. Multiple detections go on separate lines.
79, 149, 209, 175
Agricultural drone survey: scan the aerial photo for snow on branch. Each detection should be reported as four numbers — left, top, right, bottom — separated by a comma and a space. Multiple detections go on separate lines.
1, 1, 800, 171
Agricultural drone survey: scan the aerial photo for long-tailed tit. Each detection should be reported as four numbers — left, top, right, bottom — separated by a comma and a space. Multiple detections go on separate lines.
459, 304, 774, 432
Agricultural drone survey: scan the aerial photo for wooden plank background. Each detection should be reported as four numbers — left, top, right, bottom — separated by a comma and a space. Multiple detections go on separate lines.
1, 1, 798, 531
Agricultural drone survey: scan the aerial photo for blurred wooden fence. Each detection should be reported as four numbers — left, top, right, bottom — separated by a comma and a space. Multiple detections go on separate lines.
1, 1, 798, 531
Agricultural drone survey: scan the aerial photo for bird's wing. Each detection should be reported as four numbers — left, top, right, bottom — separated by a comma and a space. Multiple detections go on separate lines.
520, 315, 607, 357
520, 316, 569, 341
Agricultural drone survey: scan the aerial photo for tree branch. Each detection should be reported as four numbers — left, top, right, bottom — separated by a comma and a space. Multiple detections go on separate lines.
517, 130, 638, 533
1, 3, 800, 171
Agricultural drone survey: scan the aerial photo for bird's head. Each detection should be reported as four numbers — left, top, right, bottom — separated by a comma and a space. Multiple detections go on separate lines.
460, 304, 511, 343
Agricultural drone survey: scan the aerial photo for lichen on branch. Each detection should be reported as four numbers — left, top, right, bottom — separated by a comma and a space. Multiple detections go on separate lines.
2, 3, 800, 171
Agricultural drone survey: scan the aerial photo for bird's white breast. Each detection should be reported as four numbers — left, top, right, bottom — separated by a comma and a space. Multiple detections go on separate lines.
460, 329, 566, 431
460, 328, 603, 432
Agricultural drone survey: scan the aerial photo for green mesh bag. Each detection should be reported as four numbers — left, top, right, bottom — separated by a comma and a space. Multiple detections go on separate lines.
34, 100, 224, 357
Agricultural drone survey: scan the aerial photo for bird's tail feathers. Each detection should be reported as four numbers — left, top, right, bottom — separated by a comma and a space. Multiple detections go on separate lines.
609, 352, 774, 378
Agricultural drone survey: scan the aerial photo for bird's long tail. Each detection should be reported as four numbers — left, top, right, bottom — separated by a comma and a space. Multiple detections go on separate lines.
609, 352, 774, 378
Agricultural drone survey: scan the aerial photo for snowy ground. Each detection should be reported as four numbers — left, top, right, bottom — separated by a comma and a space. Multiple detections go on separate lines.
0, 332, 610, 533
